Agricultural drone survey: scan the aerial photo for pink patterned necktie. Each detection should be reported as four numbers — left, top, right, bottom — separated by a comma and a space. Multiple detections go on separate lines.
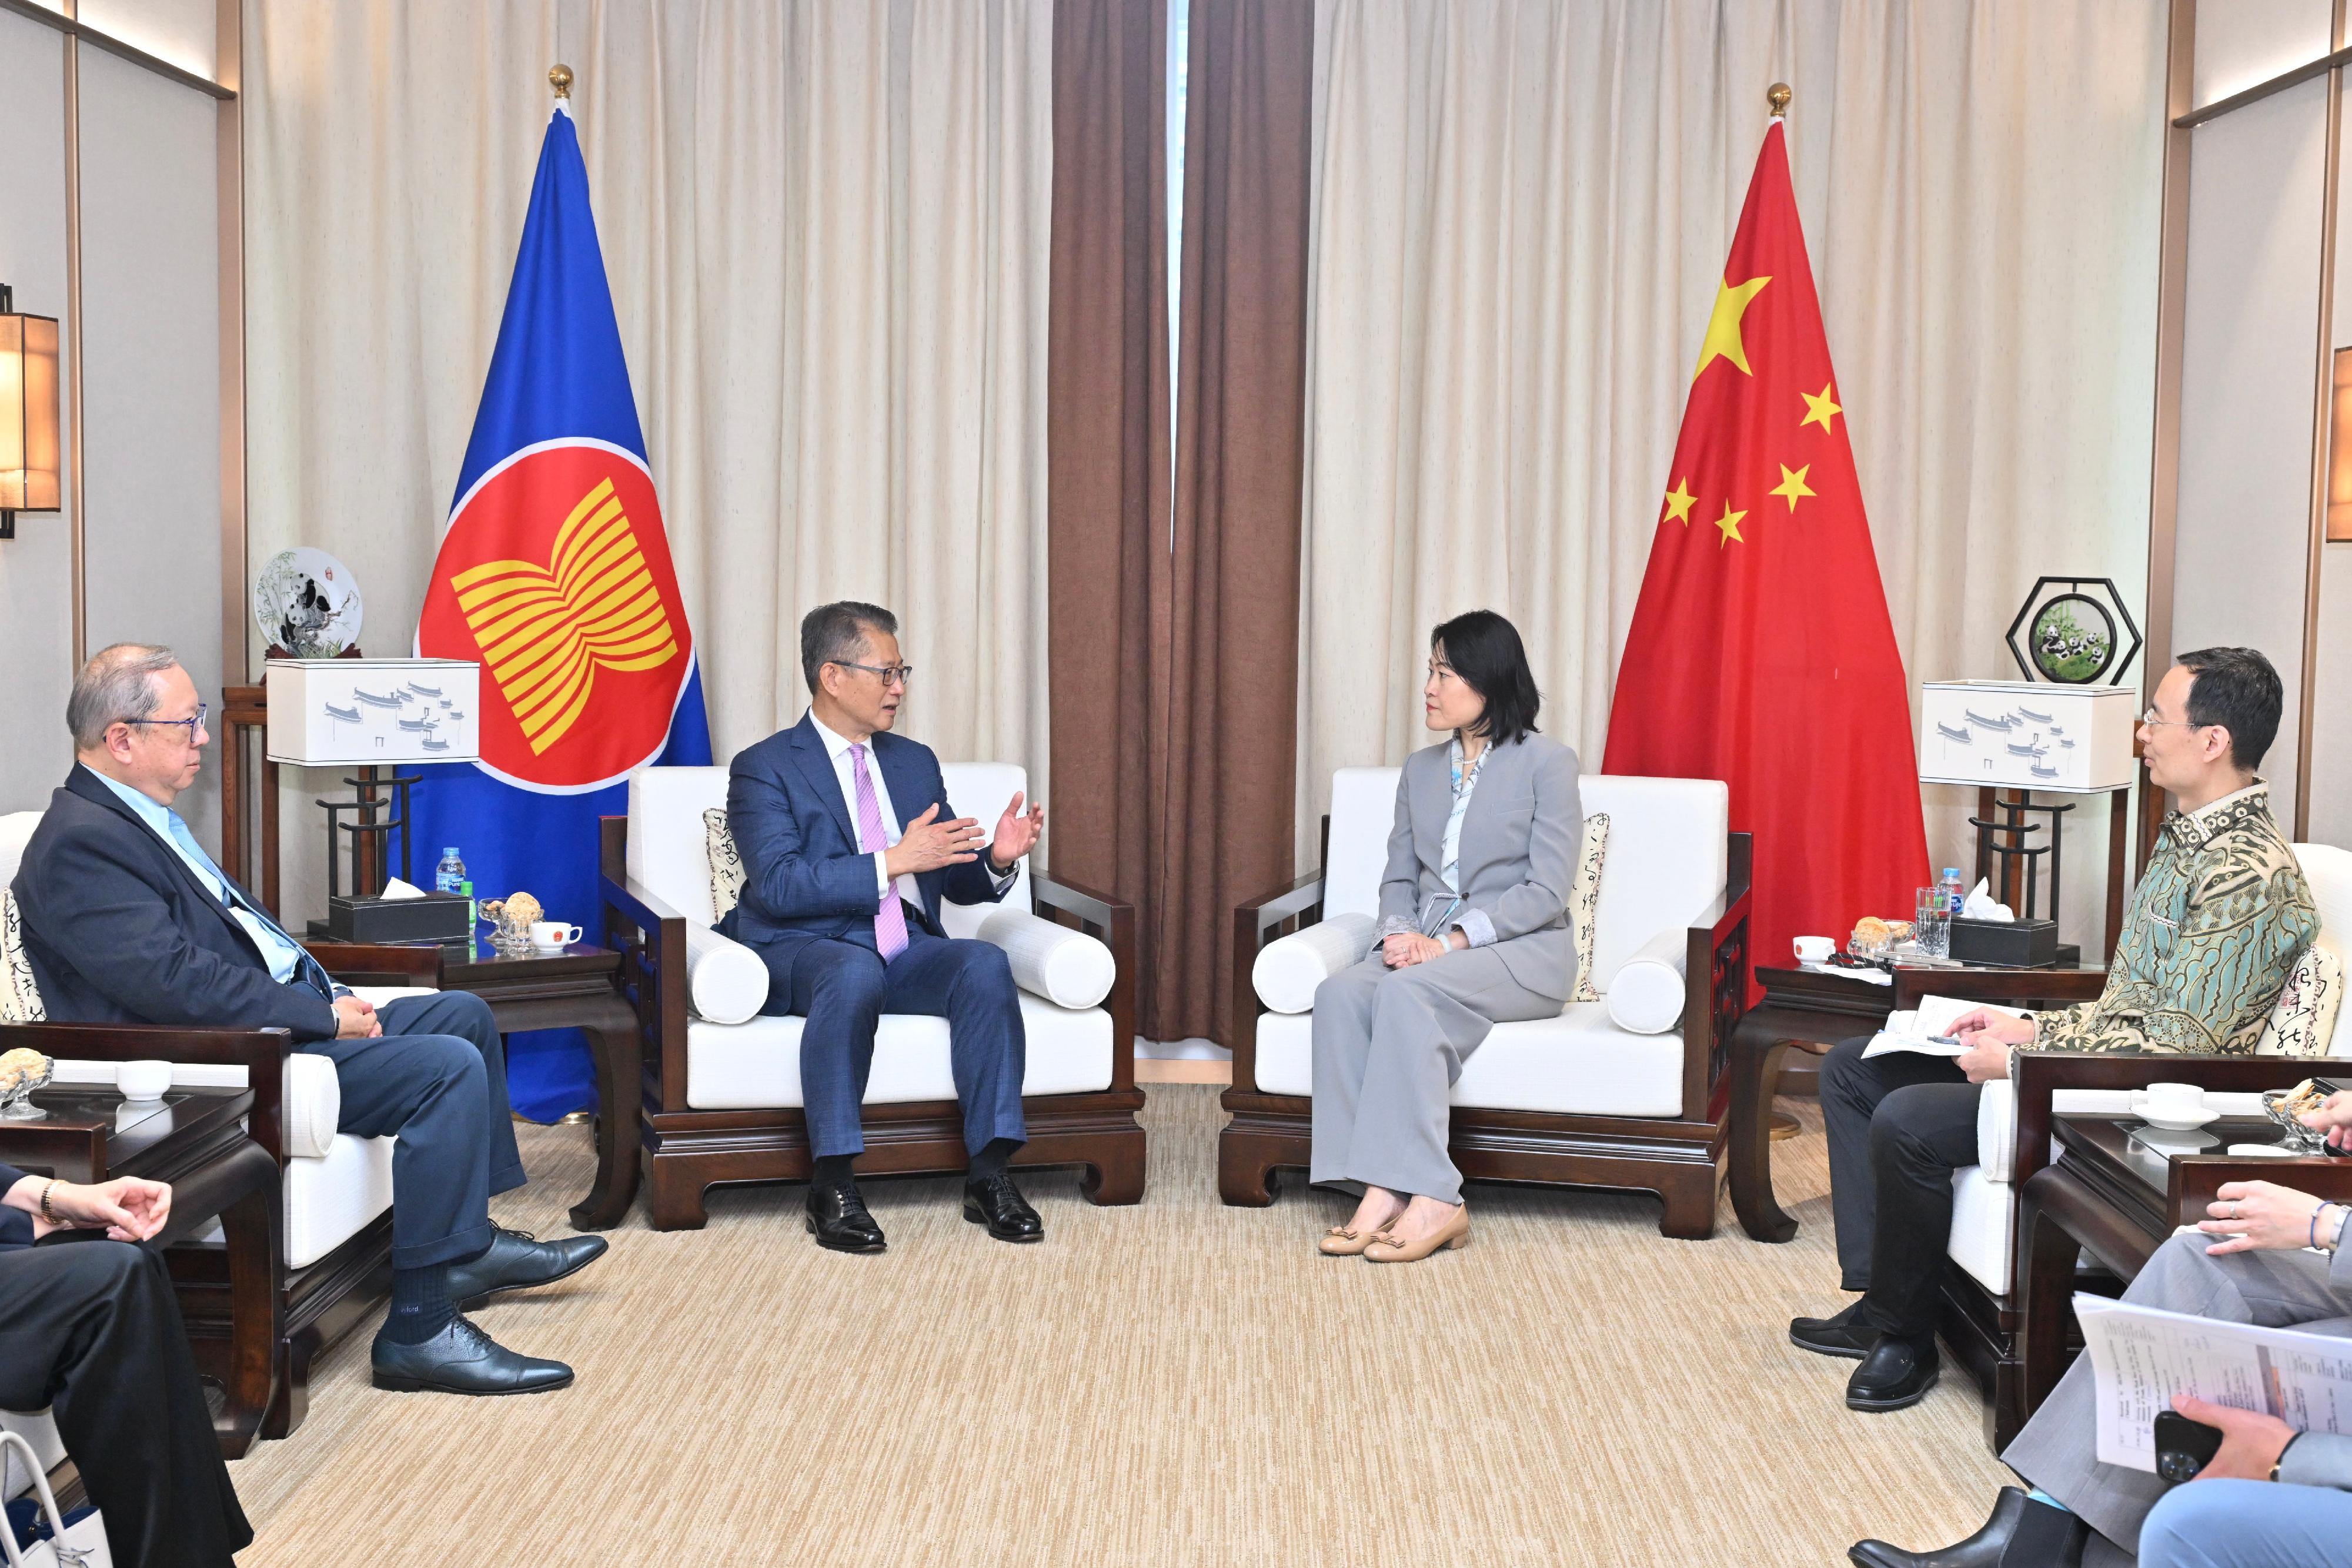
850, 742, 909, 961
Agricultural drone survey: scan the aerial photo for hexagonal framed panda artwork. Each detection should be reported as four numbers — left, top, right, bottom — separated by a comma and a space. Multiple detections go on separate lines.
2005, 577, 2141, 687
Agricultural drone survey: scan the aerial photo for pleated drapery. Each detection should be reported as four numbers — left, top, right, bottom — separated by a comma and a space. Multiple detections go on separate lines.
245, 0, 1055, 928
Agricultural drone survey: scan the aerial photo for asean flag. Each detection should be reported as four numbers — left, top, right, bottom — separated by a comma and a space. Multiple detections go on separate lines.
1601, 115, 1927, 998
412, 99, 711, 1119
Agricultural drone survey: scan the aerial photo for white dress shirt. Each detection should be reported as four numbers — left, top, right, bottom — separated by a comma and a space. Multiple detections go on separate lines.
806, 711, 1016, 913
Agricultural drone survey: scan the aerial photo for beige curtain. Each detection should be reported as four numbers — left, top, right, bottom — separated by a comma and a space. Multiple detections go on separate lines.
1296, 0, 2169, 951
244, 0, 1053, 922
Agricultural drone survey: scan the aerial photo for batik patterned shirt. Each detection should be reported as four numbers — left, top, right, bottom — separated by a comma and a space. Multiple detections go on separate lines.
2030, 782, 2317, 1057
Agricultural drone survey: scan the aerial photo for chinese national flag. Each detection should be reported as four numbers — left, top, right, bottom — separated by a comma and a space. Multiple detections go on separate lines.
1602, 118, 1928, 989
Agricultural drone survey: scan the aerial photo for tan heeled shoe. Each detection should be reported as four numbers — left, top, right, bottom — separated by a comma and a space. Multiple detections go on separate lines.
1363, 1204, 1470, 1262
1317, 1225, 1377, 1256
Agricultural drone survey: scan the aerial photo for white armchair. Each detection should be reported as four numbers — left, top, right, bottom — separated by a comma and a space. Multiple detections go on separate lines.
1223, 769, 1752, 1237
0, 807, 440, 1444
599, 764, 1145, 1230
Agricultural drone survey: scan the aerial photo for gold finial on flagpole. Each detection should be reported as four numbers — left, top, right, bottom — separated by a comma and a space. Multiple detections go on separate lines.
1768, 82, 1792, 118
549, 63, 573, 99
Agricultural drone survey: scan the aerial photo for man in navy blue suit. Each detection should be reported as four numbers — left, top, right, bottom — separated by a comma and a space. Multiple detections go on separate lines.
719, 601, 1045, 1252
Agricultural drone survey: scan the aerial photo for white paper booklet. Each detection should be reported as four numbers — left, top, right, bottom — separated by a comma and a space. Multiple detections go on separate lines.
2074, 1293, 2352, 1472
1859, 995, 2030, 1059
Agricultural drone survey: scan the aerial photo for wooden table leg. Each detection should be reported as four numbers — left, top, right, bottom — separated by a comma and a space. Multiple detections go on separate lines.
1730, 1029, 1799, 1242
569, 992, 644, 1231
2014, 1165, 2093, 1441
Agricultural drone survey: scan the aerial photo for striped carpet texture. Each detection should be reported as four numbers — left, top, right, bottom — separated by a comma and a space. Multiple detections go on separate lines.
226, 1088, 2013, 1566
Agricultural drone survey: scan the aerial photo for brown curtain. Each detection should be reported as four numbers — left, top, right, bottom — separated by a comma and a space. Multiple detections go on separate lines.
1045, 0, 1169, 1016
1147, 0, 1315, 1044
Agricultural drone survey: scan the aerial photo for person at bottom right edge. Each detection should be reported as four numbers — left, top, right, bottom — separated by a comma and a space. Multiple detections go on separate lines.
1790, 647, 2319, 1416
1849, 1089, 2352, 1567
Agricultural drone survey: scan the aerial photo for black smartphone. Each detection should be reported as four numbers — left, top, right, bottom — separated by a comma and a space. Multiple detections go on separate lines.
2154, 1410, 2224, 1483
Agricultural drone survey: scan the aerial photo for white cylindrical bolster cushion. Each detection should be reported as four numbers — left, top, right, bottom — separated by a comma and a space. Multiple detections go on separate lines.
1252, 912, 1378, 1015
282, 1052, 342, 1161
686, 922, 770, 1025
976, 907, 1117, 1010
1606, 926, 1688, 1035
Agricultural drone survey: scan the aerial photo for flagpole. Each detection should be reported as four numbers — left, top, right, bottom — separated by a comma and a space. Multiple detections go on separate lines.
1769, 82, 1791, 118
549, 63, 572, 99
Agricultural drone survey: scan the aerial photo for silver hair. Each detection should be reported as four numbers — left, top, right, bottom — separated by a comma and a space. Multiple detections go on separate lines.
67, 643, 182, 750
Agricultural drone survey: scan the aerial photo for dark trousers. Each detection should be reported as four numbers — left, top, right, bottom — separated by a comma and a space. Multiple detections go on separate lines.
1820, 1034, 1983, 1338
0, 1238, 252, 1568
300, 990, 525, 1269
756, 922, 1027, 1161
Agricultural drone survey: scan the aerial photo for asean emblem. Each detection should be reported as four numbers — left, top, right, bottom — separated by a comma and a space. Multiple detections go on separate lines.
419, 440, 693, 791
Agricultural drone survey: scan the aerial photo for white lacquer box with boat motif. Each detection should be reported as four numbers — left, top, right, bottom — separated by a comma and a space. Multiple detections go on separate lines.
1916, 680, 2137, 793
264, 658, 483, 767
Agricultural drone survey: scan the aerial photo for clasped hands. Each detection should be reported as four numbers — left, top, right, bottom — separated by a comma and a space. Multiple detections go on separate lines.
884, 793, 1044, 880
1382, 930, 1468, 968
4, 1172, 172, 1242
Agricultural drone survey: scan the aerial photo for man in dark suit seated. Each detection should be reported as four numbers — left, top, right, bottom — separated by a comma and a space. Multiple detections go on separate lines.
2, 1166, 251, 1566
12, 644, 606, 1396
719, 601, 1045, 1253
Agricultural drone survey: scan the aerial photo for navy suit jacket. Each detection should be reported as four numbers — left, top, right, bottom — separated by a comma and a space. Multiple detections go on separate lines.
0, 1162, 26, 1251
715, 716, 1013, 988
12, 764, 339, 1044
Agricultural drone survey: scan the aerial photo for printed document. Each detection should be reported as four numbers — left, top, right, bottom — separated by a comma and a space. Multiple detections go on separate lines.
1859, 995, 2029, 1059
2074, 1293, 2352, 1472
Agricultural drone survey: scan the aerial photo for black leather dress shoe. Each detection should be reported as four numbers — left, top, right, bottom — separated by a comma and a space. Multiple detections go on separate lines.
446, 1226, 610, 1309
1790, 1299, 1880, 1359
1849, 1487, 2088, 1567
1846, 1336, 1940, 1411
963, 1172, 1044, 1243
807, 1182, 887, 1253
370, 1316, 574, 1395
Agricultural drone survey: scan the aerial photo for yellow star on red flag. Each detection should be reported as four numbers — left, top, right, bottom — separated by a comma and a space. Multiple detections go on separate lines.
1662, 477, 1696, 526
1711, 501, 1747, 548
1799, 383, 1842, 431
1692, 276, 1771, 382
1769, 463, 1815, 513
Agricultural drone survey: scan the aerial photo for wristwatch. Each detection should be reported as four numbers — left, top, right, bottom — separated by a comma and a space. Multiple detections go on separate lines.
39, 1179, 62, 1227
2272, 1433, 2301, 1483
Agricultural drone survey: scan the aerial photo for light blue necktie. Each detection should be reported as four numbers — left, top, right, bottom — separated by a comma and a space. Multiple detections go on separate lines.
163, 811, 332, 998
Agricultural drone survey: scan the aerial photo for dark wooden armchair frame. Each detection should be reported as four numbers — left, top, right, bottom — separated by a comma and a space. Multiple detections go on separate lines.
597, 817, 1148, 1231
1218, 825, 1753, 1239
0, 941, 440, 1443
1879, 965, 2252, 1449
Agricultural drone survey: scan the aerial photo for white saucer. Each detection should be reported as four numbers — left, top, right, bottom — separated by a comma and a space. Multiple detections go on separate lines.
530, 943, 571, 954
2133, 1104, 2221, 1131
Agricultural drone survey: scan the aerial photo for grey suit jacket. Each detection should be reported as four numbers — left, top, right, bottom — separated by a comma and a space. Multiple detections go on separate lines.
1375, 733, 1583, 1000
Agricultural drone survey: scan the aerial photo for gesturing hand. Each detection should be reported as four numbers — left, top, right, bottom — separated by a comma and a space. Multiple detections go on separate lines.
333, 994, 382, 1039
989, 792, 1045, 872
2171, 1394, 2297, 1482
885, 803, 990, 878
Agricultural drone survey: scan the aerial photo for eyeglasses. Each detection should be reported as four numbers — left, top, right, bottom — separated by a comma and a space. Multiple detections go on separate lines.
834, 661, 914, 688
2140, 707, 2208, 731
121, 703, 208, 744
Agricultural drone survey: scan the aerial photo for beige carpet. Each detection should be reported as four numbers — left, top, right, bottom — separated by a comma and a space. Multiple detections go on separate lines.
226, 1089, 2012, 1566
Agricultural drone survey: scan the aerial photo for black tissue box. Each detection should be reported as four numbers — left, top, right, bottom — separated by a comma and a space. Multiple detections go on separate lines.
323, 892, 475, 945
1948, 915, 2059, 969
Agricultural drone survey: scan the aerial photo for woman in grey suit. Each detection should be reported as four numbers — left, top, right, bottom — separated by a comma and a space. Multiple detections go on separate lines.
1311, 610, 1582, 1263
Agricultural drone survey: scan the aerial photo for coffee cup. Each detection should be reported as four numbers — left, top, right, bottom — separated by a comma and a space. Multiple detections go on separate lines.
2140, 1082, 2206, 1119
1793, 935, 1834, 964
117, 1059, 171, 1101
529, 921, 583, 950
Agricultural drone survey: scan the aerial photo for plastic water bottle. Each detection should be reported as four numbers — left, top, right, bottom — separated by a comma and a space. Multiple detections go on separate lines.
435, 848, 466, 896
1941, 867, 1965, 917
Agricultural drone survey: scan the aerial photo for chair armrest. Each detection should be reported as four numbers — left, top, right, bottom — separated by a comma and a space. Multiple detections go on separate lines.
1254, 914, 1378, 1014
1672, 833, 1753, 1120
1892, 967, 2106, 1010
2006, 1050, 2302, 1186
977, 906, 1117, 1009
1228, 870, 1329, 1096
1030, 868, 1136, 1091
0, 1020, 294, 1162
303, 941, 443, 985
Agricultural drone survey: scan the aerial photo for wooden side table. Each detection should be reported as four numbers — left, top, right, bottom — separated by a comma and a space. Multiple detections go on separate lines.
1726, 964, 1897, 1241
437, 941, 643, 1231
0, 1085, 282, 1458
2014, 1115, 2352, 1433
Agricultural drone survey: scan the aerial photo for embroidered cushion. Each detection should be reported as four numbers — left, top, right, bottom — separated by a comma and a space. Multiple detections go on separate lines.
0, 888, 44, 1024
705, 808, 746, 923
1570, 812, 1610, 1003
2256, 942, 2344, 1057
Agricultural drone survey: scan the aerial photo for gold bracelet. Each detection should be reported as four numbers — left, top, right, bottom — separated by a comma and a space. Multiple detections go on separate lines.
39, 1179, 62, 1226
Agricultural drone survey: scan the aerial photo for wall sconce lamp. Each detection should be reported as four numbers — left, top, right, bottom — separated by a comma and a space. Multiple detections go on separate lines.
0, 283, 62, 541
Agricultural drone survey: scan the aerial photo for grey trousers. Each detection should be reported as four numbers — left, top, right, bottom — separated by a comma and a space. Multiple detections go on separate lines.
1308, 948, 1561, 1205
2004, 1232, 2352, 1562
